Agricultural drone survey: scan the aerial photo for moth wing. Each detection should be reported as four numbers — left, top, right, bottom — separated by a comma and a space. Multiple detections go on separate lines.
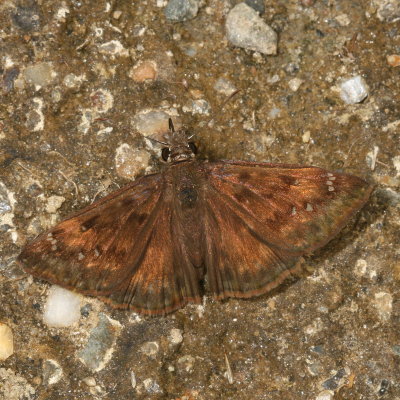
18, 173, 201, 315
204, 161, 372, 298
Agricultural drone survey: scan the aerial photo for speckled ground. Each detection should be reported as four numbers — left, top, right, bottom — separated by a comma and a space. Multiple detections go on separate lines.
1, 0, 399, 399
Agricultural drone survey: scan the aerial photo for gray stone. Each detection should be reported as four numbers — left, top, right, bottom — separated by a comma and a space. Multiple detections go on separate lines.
226, 3, 277, 55
165, 0, 199, 22
245, 0, 265, 14
339, 76, 368, 104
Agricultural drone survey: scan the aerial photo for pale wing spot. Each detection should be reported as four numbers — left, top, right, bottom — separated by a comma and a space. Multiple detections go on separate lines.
306, 203, 313, 212
327, 172, 334, 177
46, 233, 53, 241
291, 206, 297, 216
94, 248, 100, 257
329, 176, 336, 180
51, 245, 57, 251
328, 186, 335, 192
78, 252, 85, 260
326, 181, 333, 186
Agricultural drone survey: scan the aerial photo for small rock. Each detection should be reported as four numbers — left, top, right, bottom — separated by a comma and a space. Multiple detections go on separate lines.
143, 378, 162, 393
387, 54, 400, 67
226, 3, 277, 55
82, 377, 96, 387
164, 0, 199, 22
45, 195, 65, 214
302, 130, 311, 143
0, 368, 36, 399
63, 73, 86, 88
42, 359, 63, 385
190, 99, 210, 115
288, 77, 304, 92
43, 286, 81, 328
129, 60, 158, 82
98, 40, 129, 56
90, 89, 114, 114
113, 10, 122, 19
244, 0, 265, 14
168, 328, 183, 345
140, 341, 159, 356
23, 63, 56, 87
12, 4, 41, 31
177, 355, 195, 372
316, 390, 334, 400
133, 110, 181, 138
214, 77, 237, 96
374, 0, 400, 22
374, 292, 393, 321
335, 13, 350, 26
0, 324, 13, 361
339, 76, 368, 104
78, 313, 122, 372
321, 368, 350, 390
115, 144, 150, 180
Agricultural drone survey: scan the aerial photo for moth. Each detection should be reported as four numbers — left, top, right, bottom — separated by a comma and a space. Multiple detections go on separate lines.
18, 119, 373, 315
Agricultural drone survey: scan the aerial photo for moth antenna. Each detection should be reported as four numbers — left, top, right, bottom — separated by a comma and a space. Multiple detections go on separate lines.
169, 118, 175, 132
147, 137, 170, 146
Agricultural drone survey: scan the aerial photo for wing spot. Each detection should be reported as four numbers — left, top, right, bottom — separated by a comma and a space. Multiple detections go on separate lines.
328, 186, 335, 192
279, 175, 298, 186
326, 181, 333, 186
238, 171, 251, 180
306, 203, 313, 212
291, 206, 297, 216
51, 244, 57, 251
78, 252, 85, 260
137, 213, 148, 225
47, 233, 53, 240
81, 215, 99, 231
94, 247, 100, 257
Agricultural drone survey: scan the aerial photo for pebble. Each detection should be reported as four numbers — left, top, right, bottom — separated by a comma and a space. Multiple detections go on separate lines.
78, 313, 122, 372
339, 75, 368, 104
315, 390, 334, 400
140, 341, 159, 356
131, 371, 137, 388
387, 54, 400, 67
45, 195, 65, 214
214, 77, 237, 96
82, 377, 97, 387
98, 40, 129, 56
288, 77, 304, 92
114, 144, 150, 180
43, 286, 81, 328
374, 291, 393, 321
42, 359, 63, 385
143, 378, 162, 393
302, 130, 311, 143
177, 355, 195, 372
23, 62, 56, 87
374, 0, 400, 22
168, 328, 183, 345
129, 60, 158, 82
245, 0, 265, 14
133, 110, 181, 138
0, 368, 35, 399
164, 0, 199, 22
0, 323, 13, 361
225, 3, 277, 55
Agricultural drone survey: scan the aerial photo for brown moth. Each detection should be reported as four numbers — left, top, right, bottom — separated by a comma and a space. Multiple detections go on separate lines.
18, 119, 373, 315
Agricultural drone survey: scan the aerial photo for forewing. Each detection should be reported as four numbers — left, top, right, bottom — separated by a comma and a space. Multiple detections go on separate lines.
204, 161, 372, 299
18, 173, 201, 315
206, 161, 372, 253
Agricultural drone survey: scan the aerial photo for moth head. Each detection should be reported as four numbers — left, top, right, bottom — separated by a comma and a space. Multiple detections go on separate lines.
160, 118, 197, 163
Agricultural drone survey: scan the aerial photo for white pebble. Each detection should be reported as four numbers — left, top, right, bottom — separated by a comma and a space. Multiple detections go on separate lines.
43, 286, 81, 327
0, 323, 13, 360
339, 75, 368, 104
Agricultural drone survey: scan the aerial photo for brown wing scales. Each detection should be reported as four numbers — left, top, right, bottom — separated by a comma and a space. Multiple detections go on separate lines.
204, 161, 372, 300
